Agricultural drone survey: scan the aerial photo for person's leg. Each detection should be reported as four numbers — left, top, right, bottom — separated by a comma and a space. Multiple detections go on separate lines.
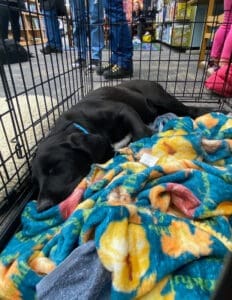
42, 9, 62, 51
219, 3, 232, 66
89, 0, 104, 62
210, 0, 232, 63
70, 0, 87, 61
70, 0, 78, 50
9, 3, 21, 42
219, 27, 232, 66
0, 6, 10, 41
137, 22, 143, 40
103, 0, 133, 78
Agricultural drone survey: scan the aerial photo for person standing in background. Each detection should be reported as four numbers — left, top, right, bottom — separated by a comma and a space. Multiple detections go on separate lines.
70, 0, 87, 67
132, 0, 145, 41
206, 0, 232, 75
0, 0, 25, 43
204, 0, 232, 97
39, 0, 65, 54
88, 0, 105, 70
96, 0, 133, 79
71, 0, 105, 69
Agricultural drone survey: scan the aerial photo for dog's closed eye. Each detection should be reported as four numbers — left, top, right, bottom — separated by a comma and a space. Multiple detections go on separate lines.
45, 163, 64, 176
48, 168, 55, 175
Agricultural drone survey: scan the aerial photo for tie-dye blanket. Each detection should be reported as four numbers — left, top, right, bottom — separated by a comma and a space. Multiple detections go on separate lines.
1, 112, 232, 300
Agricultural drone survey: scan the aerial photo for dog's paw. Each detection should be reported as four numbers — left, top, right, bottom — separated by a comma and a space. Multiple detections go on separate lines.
112, 134, 132, 151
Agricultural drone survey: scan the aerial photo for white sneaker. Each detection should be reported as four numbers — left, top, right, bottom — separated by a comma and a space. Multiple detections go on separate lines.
72, 58, 86, 69
199, 61, 208, 68
207, 66, 219, 76
87, 59, 100, 71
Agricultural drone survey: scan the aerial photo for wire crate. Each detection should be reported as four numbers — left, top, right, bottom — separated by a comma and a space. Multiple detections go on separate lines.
0, 0, 231, 299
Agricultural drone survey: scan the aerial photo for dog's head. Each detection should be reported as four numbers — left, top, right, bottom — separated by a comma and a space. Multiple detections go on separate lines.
32, 132, 113, 212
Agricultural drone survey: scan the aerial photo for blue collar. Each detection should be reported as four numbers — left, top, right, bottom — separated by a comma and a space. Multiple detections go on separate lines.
73, 123, 89, 135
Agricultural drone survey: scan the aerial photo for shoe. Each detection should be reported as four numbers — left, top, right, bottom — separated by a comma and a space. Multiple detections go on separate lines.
207, 65, 220, 76
52, 48, 62, 54
87, 59, 100, 71
200, 60, 218, 70
132, 36, 141, 45
40, 45, 62, 55
103, 64, 133, 79
199, 60, 212, 68
96, 62, 113, 75
72, 58, 86, 69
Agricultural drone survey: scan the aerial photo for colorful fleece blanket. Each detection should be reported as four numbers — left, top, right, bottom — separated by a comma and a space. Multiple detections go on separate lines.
1, 112, 232, 300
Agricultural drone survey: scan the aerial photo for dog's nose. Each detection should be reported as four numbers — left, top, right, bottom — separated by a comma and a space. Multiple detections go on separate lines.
37, 198, 54, 212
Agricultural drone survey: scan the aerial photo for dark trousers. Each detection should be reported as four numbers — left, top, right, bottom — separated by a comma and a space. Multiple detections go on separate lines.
132, 22, 144, 40
0, 2, 21, 42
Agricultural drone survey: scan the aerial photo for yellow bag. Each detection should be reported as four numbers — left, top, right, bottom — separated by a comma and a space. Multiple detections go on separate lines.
142, 32, 152, 43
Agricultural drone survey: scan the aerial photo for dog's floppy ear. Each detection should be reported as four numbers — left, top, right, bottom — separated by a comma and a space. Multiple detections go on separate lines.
66, 132, 112, 162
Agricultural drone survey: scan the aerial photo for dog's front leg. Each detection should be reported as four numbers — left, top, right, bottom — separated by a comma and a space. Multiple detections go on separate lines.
119, 105, 153, 142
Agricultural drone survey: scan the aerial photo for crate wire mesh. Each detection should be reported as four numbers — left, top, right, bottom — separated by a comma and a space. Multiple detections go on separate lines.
0, 0, 231, 255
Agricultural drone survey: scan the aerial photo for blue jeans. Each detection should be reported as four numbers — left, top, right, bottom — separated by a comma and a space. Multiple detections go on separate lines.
43, 9, 62, 50
103, 0, 133, 69
70, 0, 87, 60
89, 0, 104, 61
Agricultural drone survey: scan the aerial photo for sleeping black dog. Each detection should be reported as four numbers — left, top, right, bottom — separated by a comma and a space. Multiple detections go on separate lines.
32, 80, 213, 212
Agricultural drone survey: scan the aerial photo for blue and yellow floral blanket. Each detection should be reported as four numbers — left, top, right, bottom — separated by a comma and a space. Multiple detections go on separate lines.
1, 112, 232, 300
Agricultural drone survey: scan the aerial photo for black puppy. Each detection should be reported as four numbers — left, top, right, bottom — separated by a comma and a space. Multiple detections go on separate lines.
32, 80, 212, 211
